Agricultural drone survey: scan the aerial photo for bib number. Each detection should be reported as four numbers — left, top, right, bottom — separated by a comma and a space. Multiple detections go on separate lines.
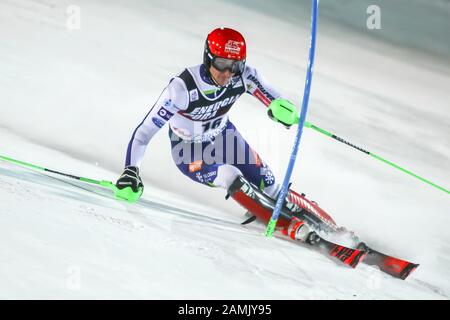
202, 117, 223, 132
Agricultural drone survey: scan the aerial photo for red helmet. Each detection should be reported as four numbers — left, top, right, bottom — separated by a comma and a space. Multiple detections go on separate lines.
203, 27, 246, 74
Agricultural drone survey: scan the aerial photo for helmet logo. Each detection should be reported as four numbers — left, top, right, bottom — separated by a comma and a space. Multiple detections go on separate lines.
224, 40, 242, 55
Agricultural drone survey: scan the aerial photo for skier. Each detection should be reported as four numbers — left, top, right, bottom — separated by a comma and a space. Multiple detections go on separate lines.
115, 27, 333, 241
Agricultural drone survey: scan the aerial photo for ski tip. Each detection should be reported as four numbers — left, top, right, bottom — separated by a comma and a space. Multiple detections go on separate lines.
399, 263, 420, 280
375, 254, 420, 280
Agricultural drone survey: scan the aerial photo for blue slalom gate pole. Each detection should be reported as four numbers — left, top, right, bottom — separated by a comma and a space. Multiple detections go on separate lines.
265, 0, 319, 237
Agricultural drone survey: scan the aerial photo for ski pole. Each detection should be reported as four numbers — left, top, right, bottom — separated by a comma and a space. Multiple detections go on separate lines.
265, 0, 319, 237
0, 154, 116, 190
303, 122, 450, 195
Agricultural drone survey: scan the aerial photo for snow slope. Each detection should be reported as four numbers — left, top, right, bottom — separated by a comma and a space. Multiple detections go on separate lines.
0, 0, 449, 299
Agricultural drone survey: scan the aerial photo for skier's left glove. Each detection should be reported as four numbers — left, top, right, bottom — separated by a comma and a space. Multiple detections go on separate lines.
114, 166, 144, 203
267, 98, 299, 129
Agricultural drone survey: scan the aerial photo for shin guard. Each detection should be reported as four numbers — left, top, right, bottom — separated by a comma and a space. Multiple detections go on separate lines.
227, 176, 292, 229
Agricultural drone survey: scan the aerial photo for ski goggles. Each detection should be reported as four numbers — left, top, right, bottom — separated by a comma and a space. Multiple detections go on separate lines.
212, 57, 245, 74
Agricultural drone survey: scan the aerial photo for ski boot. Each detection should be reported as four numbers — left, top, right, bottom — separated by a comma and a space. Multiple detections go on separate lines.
284, 218, 321, 245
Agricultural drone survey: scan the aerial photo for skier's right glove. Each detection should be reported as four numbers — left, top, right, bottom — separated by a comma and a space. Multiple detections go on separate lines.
114, 166, 144, 203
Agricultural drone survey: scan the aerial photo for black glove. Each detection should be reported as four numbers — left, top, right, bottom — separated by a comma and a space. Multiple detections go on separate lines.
115, 166, 144, 192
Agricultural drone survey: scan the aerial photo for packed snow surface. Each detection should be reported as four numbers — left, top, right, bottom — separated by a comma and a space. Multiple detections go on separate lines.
0, 0, 449, 299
